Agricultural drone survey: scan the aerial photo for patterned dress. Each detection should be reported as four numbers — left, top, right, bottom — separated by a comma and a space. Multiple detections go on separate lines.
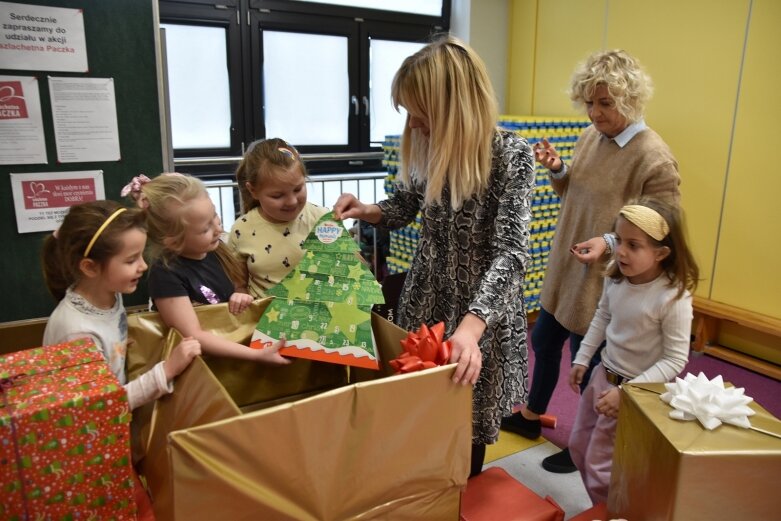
377, 130, 535, 443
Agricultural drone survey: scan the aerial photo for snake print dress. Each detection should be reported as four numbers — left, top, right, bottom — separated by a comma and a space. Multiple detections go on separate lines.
377, 130, 535, 444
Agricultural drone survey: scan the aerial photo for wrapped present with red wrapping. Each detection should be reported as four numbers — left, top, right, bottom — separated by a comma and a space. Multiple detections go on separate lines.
0, 338, 136, 520
389, 322, 452, 374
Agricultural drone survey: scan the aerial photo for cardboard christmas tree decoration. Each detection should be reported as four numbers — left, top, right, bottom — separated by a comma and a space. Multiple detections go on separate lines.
251, 212, 385, 369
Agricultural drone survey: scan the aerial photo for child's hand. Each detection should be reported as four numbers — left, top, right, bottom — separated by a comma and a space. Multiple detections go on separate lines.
228, 292, 254, 315
569, 364, 587, 392
595, 387, 621, 418
163, 337, 201, 380
252, 338, 292, 366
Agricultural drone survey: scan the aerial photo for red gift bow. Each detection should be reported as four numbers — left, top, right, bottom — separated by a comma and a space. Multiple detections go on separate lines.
389, 322, 452, 374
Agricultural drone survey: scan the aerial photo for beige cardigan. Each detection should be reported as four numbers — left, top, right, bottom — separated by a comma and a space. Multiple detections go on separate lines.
539, 125, 680, 335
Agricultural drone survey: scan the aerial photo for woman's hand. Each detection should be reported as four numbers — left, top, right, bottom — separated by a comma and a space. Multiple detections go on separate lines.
163, 337, 201, 380
533, 138, 562, 172
595, 387, 621, 418
333, 193, 382, 224
569, 364, 588, 392
228, 291, 253, 315
570, 236, 608, 264
448, 313, 485, 386
251, 338, 292, 366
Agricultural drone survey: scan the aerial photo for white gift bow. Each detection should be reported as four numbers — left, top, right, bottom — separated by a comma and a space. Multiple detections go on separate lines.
659, 372, 755, 430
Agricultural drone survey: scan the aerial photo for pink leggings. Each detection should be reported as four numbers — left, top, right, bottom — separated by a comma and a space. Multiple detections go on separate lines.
568, 363, 618, 505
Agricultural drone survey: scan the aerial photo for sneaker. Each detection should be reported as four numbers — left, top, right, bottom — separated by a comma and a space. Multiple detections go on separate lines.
500, 412, 541, 439
541, 447, 577, 473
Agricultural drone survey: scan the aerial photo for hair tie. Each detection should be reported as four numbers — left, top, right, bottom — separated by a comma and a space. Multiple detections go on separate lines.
121, 174, 152, 198
278, 147, 295, 158
84, 208, 127, 257
619, 205, 669, 241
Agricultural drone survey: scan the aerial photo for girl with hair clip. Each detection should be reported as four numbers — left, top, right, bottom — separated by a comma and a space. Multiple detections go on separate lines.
123, 173, 290, 365
567, 197, 699, 505
41, 200, 201, 411
229, 138, 328, 297
333, 35, 536, 477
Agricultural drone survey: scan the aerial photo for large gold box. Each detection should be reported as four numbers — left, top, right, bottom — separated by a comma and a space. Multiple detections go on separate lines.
128, 300, 471, 520
609, 383, 781, 520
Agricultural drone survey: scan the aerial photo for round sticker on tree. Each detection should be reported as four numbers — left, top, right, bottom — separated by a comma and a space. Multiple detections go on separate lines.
314, 220, 343, 243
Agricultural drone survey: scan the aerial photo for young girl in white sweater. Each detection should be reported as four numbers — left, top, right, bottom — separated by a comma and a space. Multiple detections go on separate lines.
42, 200, 200, 411
568, 197, 699, 504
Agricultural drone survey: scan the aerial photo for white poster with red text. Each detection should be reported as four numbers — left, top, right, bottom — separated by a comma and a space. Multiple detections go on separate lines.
0, 75, 47, 165
0, 1, 88, 72
10, 170, 104, 233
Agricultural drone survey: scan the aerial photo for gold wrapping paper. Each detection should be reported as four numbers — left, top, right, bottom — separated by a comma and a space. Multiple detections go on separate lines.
132, 307, 471, 520
609, 383, 781, 520
127, 300, 348, 455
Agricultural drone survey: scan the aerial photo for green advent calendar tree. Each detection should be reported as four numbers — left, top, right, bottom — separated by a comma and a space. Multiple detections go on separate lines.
251, 212, 385, 369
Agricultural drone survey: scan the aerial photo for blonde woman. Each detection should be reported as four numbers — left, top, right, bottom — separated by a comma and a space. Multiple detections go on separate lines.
502, 50, 681, 474
334, 35, 535, 477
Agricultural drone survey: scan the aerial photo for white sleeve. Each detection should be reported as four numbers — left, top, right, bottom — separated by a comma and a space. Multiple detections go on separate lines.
125, 361, 173, 410
631, 293, 693, 383
572, 282, 611, 367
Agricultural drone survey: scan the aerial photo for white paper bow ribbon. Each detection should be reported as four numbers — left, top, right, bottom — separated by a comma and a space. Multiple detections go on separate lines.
659, 372, 755, 430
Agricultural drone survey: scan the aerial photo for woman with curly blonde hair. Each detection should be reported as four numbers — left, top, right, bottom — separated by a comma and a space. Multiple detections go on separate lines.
502, 49, 681, 474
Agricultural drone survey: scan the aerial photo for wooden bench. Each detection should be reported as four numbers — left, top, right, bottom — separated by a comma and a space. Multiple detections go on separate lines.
0, 317, 48, 355
692, 296, 781, 380
0, 305, 149, 356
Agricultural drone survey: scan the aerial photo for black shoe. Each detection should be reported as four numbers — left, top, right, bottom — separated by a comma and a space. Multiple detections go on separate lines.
541, 447, 577, 473
500, 412, 541, 439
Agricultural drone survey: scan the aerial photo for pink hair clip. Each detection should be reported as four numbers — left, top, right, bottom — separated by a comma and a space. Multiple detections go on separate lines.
278, 147, 295, 158
121, 174, 152, 198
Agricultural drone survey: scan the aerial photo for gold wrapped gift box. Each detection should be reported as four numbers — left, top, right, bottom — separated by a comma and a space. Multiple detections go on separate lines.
127, 299, 471, 520
609, 383, 781, 520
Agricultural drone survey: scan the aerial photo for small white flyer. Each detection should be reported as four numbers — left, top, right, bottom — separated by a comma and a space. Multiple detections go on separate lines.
49, 76, 121, 163
0, 1, 88, 72
10, 170, 104, 233
0, 75, 47, 165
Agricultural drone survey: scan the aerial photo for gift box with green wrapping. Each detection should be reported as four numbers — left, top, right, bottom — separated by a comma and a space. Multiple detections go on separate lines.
0, 338, 135, 520
608, 381, 781, 520
127, 299, 471, 520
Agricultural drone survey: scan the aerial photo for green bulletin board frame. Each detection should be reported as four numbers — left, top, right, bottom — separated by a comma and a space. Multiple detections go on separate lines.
0, 0, 164, 322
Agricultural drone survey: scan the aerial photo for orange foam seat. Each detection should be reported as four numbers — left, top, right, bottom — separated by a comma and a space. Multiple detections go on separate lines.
460, 467, 565, 521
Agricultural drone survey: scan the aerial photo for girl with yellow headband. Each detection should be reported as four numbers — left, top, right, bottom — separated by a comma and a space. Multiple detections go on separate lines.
42, 200, 201, 410
567, 197, 699, 505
